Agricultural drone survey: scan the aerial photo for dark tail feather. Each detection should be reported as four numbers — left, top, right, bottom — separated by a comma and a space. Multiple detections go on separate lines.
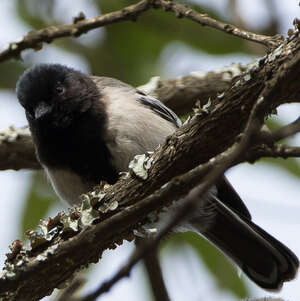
198, 195, 299, 290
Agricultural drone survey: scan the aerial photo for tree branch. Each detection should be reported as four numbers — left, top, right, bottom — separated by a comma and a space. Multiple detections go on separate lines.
152, 0, 283, 51
141, 252, 170, 301
136, 239, 170, 301
271, 117, 300, 142
0, 0, 152, 62
246, 144, 300, 162
56, 278, 86, 301
244, 117, 300, 162
138, 63, 246, 115
0, 0, 282, 63
0, 126, 39, 170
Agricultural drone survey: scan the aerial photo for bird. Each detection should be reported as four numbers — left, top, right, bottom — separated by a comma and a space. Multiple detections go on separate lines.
16, 63, 299, 291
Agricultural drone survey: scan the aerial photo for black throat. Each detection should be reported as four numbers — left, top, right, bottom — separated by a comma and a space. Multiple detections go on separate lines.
31, 107, 119, 185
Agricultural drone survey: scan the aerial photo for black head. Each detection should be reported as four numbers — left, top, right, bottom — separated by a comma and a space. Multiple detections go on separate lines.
16, 64, 99, 128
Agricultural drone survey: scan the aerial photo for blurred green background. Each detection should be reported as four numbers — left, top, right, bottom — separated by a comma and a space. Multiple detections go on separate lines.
0, 1, 299, 300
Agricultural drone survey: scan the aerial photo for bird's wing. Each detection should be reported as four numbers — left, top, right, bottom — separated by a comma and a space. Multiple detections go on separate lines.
216, 176, 251, 220
136, 90, 182, 128
91, 76, 182, 128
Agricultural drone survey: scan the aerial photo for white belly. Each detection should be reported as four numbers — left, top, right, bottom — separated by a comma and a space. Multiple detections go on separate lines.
44, 167, 91, 205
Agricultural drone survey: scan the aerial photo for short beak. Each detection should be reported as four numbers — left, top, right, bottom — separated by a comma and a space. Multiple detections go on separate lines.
34, 102, 52, 120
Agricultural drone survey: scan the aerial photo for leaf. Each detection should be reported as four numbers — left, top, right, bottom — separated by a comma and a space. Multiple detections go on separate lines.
20, 171, 57, 238
165, 232, 249, 298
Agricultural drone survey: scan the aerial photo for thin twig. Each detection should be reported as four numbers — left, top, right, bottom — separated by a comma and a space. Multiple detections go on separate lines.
246, 144, 300, 162
0, 0, 152, 62
273, 145, 300, 158
136, 238, 170, 301
243, 117, 300, 162
56, 278, 86, 301
271, 117, 300, 142
0, 0, 283, 62
152, 0, 283, 51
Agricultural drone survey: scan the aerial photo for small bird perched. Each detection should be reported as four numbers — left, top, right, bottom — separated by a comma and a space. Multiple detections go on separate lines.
17, 64, 298, 290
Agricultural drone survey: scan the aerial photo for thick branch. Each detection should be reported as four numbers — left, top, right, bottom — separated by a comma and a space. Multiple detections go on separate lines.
138, 64, 245, 115
0, 127, 39, 170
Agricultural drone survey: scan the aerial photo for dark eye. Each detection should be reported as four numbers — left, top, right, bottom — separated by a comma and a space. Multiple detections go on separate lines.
55, 86, 65, 95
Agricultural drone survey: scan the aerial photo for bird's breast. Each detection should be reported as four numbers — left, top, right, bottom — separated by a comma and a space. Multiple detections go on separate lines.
44, 167, 93, 205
